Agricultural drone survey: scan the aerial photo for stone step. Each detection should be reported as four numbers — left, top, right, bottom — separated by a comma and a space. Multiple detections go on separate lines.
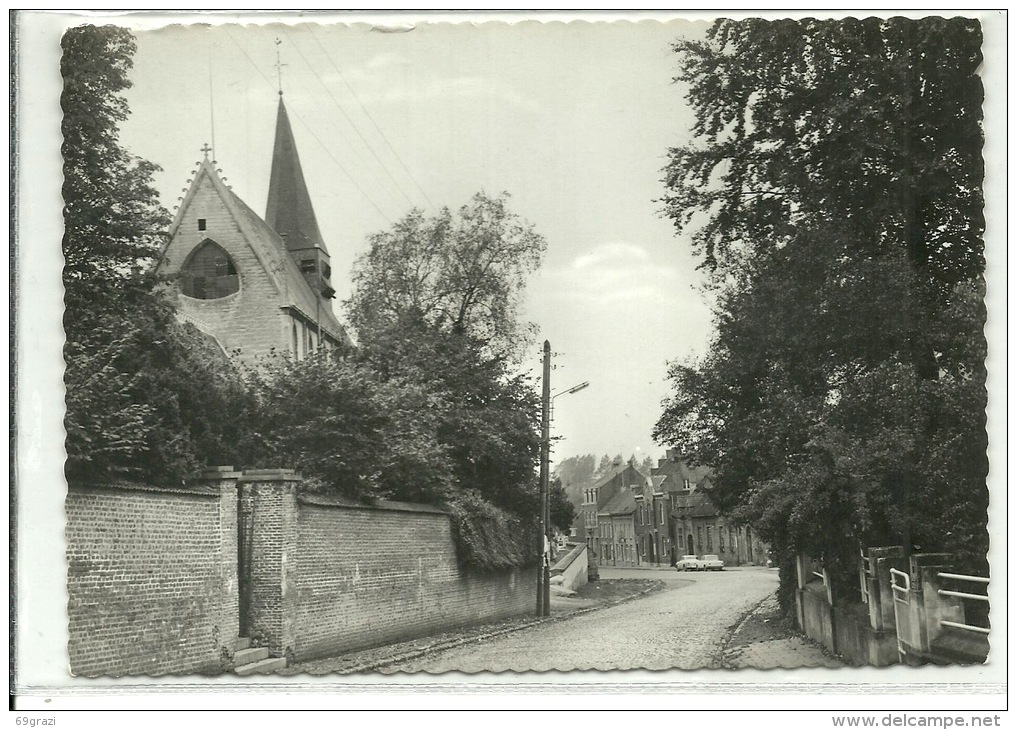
235, 637, 251, 652
234, 647, 269, 665
235, 656, 287, 676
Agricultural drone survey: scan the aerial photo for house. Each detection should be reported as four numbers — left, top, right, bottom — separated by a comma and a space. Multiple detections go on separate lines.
156, 96, 351, 364
652, 449, 770, 566
596, 488, 638, 567
631, 474, 674, 566
577, 459, 647, 562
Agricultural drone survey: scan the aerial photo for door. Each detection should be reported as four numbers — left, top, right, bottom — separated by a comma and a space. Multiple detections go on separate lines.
237, 491, 254, 636
687, 533, 694, 555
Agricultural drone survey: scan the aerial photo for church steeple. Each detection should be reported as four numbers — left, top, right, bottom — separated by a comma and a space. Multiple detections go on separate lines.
265, 96, 335, 299
265, 96, 327, 254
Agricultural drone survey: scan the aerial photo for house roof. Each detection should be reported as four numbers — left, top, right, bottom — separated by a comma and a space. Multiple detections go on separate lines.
673, 491, 720, 519
598, 488, 636, 517
651, 451, 713, 490
592, 462, 647, 491
265, 97, 328, 256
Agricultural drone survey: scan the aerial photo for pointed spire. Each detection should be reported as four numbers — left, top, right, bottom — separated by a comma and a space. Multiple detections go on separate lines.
265, 96, 327, 254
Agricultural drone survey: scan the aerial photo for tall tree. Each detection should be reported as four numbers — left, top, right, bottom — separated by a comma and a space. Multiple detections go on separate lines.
656, 17, 986, 599
345, 193, 548, 569
346, 191, 547, 362
552, 453, 598, 506
548, 477, 578, 533
61, 25, 250, 484
61, 25, 169, 310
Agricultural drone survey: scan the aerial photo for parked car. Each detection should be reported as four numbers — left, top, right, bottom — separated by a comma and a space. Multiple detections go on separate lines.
675, 555, 703, 571
701, 554, 725, 571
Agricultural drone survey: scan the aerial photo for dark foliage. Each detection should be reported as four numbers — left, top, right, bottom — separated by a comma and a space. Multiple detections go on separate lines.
656, 18, 987, 598
61, 25, 252, 485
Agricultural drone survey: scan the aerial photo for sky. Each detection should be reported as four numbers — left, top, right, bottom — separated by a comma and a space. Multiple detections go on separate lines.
117, 17, 716, 467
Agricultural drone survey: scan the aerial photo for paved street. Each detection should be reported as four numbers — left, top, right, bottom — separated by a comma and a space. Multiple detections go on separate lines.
381, 566, 780, 672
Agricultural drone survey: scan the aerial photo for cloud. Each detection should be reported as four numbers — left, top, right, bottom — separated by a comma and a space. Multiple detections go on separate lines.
540, 241, 686, 307
336, 58, 539, 113
573, 241, 650, 271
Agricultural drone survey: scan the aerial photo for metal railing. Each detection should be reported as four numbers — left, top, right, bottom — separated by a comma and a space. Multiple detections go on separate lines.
859, 549, 872, 604
936, 572, 989, 635
889, 567, 911, 659
890, 568, 910, 604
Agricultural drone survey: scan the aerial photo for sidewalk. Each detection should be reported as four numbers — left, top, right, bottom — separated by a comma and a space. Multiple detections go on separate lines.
721, 593, 845, 669
280, 577, 666, 675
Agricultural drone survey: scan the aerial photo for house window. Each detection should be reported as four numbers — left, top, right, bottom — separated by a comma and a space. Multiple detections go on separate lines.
301, 259, 317, 274
197, 218, 206, 231
659, 503, 665, 524
706, 526, 713, 551
322, 264, 332, 279
180, 239, 238, 299
697, 526, 703, 553
719, 527, 725, 552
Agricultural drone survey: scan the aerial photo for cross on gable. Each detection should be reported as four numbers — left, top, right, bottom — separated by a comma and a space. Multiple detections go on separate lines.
200, 143, 213, 159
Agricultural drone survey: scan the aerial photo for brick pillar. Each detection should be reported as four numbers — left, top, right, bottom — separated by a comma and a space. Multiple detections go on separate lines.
238, 469, 302, 660
195, 466, 243, 670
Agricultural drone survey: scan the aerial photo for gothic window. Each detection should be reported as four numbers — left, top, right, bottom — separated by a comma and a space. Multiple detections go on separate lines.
180, 239, 239, 299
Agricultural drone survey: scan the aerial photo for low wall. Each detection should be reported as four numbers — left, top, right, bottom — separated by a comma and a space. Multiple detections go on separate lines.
831, 600, 899, 667
65, 472, 240, 676
799, 582, 835, 655
284, 494, 534, 662
551, 544, 588, 592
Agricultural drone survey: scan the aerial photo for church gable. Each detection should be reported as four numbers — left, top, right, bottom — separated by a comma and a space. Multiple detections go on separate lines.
157, 152, 350, 362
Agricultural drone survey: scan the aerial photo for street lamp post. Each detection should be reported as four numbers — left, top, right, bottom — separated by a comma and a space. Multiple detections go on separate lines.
537, 338, 589, 617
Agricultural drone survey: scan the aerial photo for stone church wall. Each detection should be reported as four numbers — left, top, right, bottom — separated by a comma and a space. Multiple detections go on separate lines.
162, 180, 291, 362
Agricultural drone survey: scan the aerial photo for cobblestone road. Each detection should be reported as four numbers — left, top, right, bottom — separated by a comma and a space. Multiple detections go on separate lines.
382, 566, 780, 673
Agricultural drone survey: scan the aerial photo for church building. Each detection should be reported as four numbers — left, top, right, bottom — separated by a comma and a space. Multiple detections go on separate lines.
157, 96, 350, 364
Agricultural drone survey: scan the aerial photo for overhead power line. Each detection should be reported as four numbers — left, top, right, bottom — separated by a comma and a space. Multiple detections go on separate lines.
221, 26, 393, 225
307, 24, 437, 210
281, 25, 420, 212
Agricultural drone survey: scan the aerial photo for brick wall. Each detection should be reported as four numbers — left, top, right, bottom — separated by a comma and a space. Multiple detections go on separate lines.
65, 473, 240, 676
291, 495, 534, 662
238, 471, 300, 658
67, 469, 535, 672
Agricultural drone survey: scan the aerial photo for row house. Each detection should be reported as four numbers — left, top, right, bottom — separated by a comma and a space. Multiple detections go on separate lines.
596, 488, 638, 566
652, 449, 770, 567
633, 475, 672, 566
572, 451, 770, 569
575, 460, 646, 561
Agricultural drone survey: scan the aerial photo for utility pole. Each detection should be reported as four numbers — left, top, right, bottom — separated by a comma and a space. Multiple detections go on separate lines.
537, 340, 551, 617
